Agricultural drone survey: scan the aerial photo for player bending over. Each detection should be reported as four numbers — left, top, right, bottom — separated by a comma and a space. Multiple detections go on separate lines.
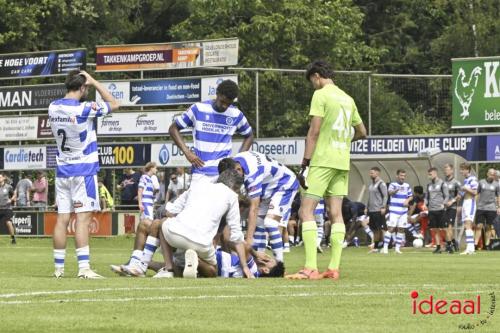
218, 152, 299, 263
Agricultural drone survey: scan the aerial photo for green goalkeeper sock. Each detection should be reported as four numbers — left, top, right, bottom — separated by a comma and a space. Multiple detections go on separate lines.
328, 223, 346, 270
302, 221, 318, 270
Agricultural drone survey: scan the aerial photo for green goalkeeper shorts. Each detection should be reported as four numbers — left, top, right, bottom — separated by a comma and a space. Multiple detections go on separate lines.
304, 166, 349, 199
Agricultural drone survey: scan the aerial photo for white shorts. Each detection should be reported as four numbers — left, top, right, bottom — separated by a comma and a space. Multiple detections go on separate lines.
258, 187, 298, 228
162, 218, 216, 266
141, 204, 154, 221
462, 199, 476, 223
56, 175, 100, 214
387, 213, 408, 228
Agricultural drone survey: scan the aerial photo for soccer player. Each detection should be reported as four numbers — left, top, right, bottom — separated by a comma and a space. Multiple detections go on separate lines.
214, 246, 284, 278
408, 186, 427, 242
110, 162, 159, 275
443, 163, 461, 252
366, 167, 388, 252
342, 198, 368, 248
426, 167, 449, 254
475, 168, 500, 250
218, 152, 299, 263
169, 80, 253, 184
0, 172, 16, 244
286, 60, 366, 280
50, 70, 119, 278
287, 193, 301, 246
458, 163, 478, 255
382, 169, 413, 254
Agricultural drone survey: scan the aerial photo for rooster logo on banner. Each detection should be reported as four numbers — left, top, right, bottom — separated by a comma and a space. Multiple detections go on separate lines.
455, 66, 482, 120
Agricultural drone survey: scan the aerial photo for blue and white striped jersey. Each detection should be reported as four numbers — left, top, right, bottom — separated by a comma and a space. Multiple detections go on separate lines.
388, 182, 413, 215
315, 199, 325, 216
460, 175, 478, 197
216, 248, 259, 278
139, 174, 155, 206
175, 100, 252, 176
49, 99, 111, 177
233, 151, 298, 200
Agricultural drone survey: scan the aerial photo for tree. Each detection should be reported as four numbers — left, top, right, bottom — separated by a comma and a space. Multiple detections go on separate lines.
171, 0, 380, 137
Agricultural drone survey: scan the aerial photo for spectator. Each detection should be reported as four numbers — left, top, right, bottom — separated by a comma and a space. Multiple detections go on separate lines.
32, 171, 48, 211
176, 167, 190, 191
165, 172, 182, 202
98, 179, 114, 211
14, 172, 33, 208
0, 172, 17, 244
117, 168, 141, 209
154, 172, 166, 204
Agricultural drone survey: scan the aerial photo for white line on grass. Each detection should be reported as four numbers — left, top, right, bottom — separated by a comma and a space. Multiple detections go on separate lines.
1, 283, 498, 300
0, 290, 497, 306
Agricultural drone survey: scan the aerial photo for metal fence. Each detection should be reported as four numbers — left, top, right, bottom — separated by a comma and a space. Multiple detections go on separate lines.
84, 64, 455, 137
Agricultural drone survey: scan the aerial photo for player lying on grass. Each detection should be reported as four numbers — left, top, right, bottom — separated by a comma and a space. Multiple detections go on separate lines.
112, 169, 252, 278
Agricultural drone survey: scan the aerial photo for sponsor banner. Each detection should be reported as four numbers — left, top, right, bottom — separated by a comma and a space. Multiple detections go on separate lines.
486, 135, 500, 161
37, 115, 53, 138
47, 144, 150, 168
44, 212, 111, 236
0, 48, 86, 79
151, 139, 304, 167
96, 75, 238, 107
350, 136, 484, 161
12, 212, 37, 235
0, 117, 38, 141
3, 146, 46, 170
97, 111, 177, 136
0, 83, 65, 112
95, 38, 238, 71
452, 56, 500, 128
98, 144, 150, 167
0, 147, 2, 169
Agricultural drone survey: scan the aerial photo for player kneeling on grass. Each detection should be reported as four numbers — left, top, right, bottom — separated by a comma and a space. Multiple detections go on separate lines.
145, 169, 252, 278
110, 162, 158, 275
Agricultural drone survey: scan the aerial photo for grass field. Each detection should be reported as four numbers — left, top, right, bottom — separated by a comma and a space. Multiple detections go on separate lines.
0, 236, 499, 333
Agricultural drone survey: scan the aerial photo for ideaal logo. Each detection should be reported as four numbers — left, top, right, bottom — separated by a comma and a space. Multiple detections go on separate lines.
411, 291, 496, 330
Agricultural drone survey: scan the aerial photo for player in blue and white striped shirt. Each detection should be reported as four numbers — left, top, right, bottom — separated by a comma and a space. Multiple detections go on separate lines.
219, 151, 299, 262
169, 80, 253, 184
50, 70, 119, 279
382, 169, 413, 254
459, 163, 478, 255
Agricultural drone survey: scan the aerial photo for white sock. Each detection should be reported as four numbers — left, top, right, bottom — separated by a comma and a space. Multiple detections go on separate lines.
76, 246, 90, 270
364, 226, 374, 242
129, 249, 143, 267
383, 231, 392, 250
54, 249, 66, 269
140, 236, 160, 271
465, 229, 474, 252
395, 232, 404, 251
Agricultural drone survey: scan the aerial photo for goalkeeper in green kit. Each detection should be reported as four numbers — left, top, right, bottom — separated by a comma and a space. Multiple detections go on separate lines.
286, 60, 367, 280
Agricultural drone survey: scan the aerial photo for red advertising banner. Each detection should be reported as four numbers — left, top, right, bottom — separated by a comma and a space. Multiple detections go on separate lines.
44, 212, 112, 236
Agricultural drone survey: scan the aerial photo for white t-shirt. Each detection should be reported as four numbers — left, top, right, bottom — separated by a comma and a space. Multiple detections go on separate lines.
167, 181, 244, 247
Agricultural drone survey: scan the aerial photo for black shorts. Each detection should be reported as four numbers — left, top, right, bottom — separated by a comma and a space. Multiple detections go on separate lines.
368, 211, 386, 231
475, 210, 497, 225
444, 208, 457, 227
0, 209, 14, 224
428, 210, 445, 229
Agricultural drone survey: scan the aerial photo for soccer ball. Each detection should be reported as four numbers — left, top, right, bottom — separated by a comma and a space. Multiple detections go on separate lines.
413, 238, 424, 248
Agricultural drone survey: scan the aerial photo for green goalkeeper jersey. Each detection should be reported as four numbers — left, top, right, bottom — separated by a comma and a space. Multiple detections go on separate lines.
309, 84, 362, 171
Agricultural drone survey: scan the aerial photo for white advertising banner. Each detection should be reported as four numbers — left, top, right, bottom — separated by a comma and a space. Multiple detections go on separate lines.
97, 111, 178, 136
0, 117, 38, 141
200, 76, 239, 101
3, 146, 46, 170
151, 138, 304, 167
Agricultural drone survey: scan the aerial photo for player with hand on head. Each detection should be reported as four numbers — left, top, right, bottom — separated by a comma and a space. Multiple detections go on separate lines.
287, 60, 367, 280
49, 70, 119, 279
